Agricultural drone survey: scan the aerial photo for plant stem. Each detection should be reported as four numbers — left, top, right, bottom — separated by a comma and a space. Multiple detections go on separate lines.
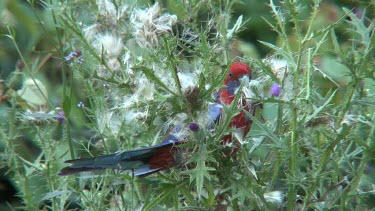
287, 105, 298, 210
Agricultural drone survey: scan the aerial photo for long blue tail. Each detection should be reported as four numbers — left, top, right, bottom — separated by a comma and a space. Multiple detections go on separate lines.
58, 138, 180, 176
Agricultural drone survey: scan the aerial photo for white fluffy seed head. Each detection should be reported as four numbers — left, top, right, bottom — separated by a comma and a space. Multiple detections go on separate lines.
92, 33, 123, 58
130, 2, 177, 48
264, 191, 283, 205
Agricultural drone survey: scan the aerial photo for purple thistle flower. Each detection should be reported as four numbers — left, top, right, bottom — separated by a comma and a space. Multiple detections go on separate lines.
56, 111, 65, 124
269, 83, 281, 97
189, 122, 199, 132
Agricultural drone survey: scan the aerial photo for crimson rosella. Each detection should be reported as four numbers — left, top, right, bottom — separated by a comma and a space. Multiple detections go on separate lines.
58, 62, 256, 176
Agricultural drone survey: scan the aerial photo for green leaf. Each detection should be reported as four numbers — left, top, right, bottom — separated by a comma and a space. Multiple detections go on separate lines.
41, 190, 71, 201
63, 96, 71, 116
143, 180, 187, 210
182, 143, 215, 198
258, 41, 295, 69
198, 72, 205, 91
318, 56, 353, 86
304, 89, 337, 123
18, 153, 44, 176
166, 0, 189, 20
245, 110, 283, 149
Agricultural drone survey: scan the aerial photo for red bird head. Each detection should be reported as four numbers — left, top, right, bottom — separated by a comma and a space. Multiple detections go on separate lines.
224, 62, 252, 85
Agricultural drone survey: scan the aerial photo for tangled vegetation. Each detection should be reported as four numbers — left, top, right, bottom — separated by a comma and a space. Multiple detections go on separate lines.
0, 0, 374, 210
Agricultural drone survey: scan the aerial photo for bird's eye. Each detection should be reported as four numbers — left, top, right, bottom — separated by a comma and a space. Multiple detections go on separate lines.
228, 73, 233, 78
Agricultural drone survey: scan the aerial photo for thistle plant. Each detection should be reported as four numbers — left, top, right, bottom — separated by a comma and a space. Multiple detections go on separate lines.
0, 0, 374, 210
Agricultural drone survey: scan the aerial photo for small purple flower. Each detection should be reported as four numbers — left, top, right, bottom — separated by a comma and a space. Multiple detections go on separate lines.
77, 101, 85, 108
64, 50, 82, 63
269, 83, 281, 97
56, 111, 65, 123
65, 52, 77, 61
64, 54, 73, 61
189, 122, 199, 132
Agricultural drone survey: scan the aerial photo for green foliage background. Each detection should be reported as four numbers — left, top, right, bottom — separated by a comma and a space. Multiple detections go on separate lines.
0, 0, 374, 210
